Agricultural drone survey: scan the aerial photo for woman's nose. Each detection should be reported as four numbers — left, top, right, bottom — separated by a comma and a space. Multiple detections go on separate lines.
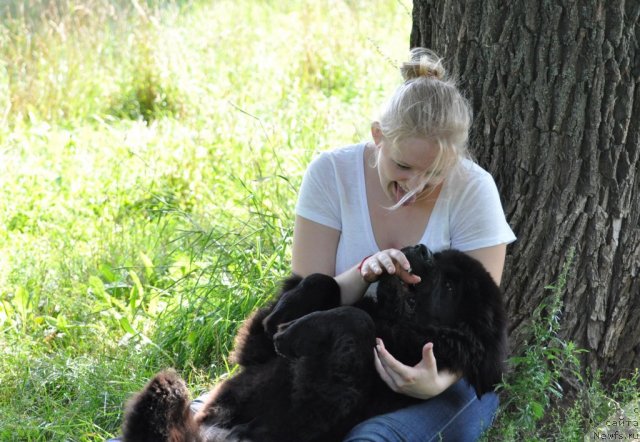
398, 173, 424, 189
393, 169, 416, 182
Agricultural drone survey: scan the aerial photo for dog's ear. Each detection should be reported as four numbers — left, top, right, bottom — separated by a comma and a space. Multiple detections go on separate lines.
465, 329, 507, 398
463, 270, 508, 398
435, 324, 504, 398
438, 251, 507, 398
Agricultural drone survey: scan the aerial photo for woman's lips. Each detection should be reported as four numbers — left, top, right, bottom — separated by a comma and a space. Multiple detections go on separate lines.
394, 182, 418, 206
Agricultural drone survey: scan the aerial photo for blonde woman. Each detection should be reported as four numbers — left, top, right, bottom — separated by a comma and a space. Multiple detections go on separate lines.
293, 48, 516, 441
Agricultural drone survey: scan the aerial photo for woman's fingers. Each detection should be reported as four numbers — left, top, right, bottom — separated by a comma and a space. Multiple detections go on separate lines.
375, 339, 416, 391
361, 249, 422, 284
377, 253, 396, 273
374, 339, 457, 399
387, 249, 411, 271
397, 265, 422, 284
374, 348, 399, 391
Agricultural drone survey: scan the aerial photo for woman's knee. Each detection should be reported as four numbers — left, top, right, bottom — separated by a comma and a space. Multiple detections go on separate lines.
343, 416, 407, 442
436, 391, 500, 441
343, 385, 500, 442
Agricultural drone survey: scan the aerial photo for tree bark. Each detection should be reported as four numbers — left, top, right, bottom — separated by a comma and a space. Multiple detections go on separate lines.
411, 0, 640, 386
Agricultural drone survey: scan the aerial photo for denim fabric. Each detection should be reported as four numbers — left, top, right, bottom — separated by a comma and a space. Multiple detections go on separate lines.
343, 379, 499, 442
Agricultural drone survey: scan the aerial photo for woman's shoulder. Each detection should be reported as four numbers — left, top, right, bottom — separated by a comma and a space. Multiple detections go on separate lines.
306, 142, 366, 174
317, 142, 366, 161
444, 160, 516, 249
443, 158, 508, 218
447, 158, 495, 189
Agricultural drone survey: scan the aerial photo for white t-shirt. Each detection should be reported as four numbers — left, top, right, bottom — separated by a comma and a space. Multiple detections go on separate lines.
296, 142, 517, 276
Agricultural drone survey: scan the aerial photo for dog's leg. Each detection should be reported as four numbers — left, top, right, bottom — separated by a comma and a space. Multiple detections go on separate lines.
228, 307, 377, 442
262, 274, 341, 337
122, 370, 201, 442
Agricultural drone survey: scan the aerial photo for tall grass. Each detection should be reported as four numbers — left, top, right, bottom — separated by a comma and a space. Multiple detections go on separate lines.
0, 0, 411, 439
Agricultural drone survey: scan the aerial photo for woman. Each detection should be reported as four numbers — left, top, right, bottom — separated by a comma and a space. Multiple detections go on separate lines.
292, 48, 516, 441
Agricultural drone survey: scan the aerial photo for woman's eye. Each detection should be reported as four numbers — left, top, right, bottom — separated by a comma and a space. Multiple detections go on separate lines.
395, 162, 411, 170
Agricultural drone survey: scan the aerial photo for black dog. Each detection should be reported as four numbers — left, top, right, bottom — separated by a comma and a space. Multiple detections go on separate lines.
121, 245, 507, 442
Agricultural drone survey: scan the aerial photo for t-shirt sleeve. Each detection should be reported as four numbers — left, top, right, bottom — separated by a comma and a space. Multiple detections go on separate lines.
295, 152, 342, 231
450, 172, 516, 251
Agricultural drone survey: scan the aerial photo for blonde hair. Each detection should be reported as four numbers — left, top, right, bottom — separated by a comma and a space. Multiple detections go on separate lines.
376, 48, 472, 209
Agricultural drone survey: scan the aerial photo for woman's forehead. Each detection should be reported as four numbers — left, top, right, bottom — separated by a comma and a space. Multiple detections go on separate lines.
391, 137, 441, 169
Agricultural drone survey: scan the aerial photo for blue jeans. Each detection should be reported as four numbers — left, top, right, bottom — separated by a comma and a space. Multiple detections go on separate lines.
343, 379, 499, 442
108, 379, 497, 442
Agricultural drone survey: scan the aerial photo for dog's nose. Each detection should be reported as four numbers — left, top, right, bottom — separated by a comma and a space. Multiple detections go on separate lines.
416, 244, 433, 263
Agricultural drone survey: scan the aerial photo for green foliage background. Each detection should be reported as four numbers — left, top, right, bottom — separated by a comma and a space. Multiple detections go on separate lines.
0, 1, 637, 441
0, 0, 410, 439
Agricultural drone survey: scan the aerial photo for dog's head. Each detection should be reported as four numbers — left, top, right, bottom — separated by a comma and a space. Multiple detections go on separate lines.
377, 244, 507, 397
376, 245, 463, 326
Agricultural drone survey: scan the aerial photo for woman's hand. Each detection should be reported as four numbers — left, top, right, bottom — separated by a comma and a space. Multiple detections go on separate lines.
359, 249, 422, 285
374, 338, 460, 400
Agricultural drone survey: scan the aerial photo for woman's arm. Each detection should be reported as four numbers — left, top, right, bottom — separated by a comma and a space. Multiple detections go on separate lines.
464, 243, 507, 286
292, 215, 369, 305
291, 215, 339, 277
292, 216, 419, 305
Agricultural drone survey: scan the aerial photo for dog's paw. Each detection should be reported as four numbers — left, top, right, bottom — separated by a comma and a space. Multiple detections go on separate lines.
145, 370, 190, 410
272, 320, 298, 358
122, 370, 195, 441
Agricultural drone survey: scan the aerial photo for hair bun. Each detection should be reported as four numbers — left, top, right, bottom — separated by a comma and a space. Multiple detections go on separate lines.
400, 48, 446, 81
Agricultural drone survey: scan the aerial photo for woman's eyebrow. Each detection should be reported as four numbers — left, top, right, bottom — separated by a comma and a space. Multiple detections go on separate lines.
392, 154, 418, 169
392, 153, 439, 175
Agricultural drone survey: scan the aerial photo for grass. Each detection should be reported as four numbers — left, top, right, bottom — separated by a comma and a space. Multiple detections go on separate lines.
0, 0, 410, 439
0, 0, 637, 441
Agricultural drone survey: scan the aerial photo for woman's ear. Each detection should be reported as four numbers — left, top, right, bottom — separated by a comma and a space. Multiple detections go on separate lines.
371, 122, 384, 146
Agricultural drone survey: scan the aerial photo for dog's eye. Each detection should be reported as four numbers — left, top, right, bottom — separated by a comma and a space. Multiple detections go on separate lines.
445, 281, 455, 295
400, 279, 417, 290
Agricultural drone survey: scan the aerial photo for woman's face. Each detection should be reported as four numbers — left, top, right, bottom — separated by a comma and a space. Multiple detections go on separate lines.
372, 127, 445, 206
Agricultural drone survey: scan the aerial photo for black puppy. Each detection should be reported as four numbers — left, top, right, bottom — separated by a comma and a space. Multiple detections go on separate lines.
121, 245, 507, 442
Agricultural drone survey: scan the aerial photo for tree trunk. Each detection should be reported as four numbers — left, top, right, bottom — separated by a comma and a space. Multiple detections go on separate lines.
411, 0, 640, 386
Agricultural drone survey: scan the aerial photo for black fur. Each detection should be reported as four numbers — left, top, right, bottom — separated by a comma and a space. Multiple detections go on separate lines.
121, 245, 507, 442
